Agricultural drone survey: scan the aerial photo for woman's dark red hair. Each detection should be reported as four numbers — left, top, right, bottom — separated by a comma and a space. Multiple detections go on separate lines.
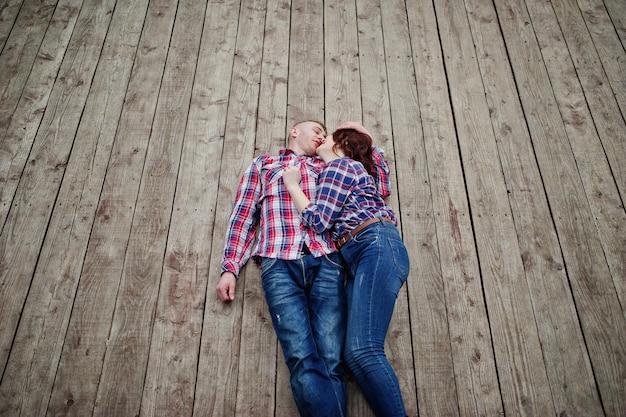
332, 129, 375, 177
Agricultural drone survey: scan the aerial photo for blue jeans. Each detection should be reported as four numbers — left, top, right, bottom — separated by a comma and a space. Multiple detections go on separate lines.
261, 253, 347, 417
340, 221, 410, 417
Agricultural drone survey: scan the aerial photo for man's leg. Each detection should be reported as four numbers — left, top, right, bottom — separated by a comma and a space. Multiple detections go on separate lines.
261, 257, 345, 417
307, 252, 347, 416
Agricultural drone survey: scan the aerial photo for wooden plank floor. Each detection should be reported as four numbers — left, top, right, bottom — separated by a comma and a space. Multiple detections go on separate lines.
0, 0, 624, 416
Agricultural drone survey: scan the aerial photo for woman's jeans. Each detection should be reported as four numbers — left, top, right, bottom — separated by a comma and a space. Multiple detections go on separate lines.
261, 252, 347, 417
341, 221, 410, 417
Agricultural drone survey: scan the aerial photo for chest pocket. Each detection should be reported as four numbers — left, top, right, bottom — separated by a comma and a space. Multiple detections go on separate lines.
260, 162, 286, 199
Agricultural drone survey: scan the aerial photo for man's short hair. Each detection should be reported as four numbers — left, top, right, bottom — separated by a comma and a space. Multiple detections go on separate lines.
294, 120, 327, 135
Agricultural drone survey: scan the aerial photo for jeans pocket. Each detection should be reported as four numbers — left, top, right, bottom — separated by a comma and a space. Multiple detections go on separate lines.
323, 252, 345, 269
388, 238, 410, 279
260, 257, 279, 278
352, 227, 378, 245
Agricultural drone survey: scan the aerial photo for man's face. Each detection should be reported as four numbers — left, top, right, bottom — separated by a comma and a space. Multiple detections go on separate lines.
290, 121, 326, 155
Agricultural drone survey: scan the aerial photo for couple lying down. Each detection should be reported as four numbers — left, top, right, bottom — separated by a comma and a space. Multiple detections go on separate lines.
217, 120, 410, 417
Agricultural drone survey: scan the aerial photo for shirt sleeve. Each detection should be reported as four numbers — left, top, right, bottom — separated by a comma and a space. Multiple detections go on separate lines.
372, 147, 391, 198
221, 159, 262, 277
301, 160, 355, 234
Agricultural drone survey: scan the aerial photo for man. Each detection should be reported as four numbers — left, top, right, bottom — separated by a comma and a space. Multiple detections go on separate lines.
216, 120, 348, 417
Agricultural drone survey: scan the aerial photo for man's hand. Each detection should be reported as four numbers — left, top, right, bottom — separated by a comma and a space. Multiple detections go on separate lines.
216, 272, 237, 301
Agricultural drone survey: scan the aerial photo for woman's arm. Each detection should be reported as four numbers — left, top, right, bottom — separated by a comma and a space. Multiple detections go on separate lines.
371, 147, 391, 198
284, 160, 355, 234
283, 165, 310, 213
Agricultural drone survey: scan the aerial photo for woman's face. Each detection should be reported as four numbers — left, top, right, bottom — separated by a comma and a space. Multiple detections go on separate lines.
316, 134, 336, 156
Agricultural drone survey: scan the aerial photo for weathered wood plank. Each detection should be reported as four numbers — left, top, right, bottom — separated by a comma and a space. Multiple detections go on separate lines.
0, 0, 74, 227
495, 0, 626, 415
574, 0, 626, 125
324, 0, 360, 127
287, 0, 324, 126
466, 0, 607, 415
551, 0, 626, 202
256, 0, 289, 156
0, 0, 114, 381
404, 0, 504, 415
550, 0, 626, 316
273, 1, 327, 414
0, 0, 24, 50
435, 0, 556, 415
356, 1, 419, 416
90, 0, 205, 415
45, 1, 178, 415
0, 1, 148, 416
602, 0, 626, 45
527, 0, 626, 316
140, 1, 239, 416
0, 0, 56, 134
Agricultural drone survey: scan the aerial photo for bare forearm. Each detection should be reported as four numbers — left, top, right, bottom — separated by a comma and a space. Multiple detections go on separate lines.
285, 183, 311, 213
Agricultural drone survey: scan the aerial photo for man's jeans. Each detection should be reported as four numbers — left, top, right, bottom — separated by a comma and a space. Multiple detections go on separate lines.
341, 221, 410, 417
261, 253, 347, 417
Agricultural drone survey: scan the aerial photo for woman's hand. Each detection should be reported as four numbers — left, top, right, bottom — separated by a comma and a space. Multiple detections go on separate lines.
282, 165, 310, 213
283, 165, 301, 190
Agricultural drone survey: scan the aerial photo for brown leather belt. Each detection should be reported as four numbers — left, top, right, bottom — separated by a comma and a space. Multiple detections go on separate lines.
334, 217, 393, 249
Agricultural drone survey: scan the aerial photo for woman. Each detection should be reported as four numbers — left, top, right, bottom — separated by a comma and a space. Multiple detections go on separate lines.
283, 122, 410, 417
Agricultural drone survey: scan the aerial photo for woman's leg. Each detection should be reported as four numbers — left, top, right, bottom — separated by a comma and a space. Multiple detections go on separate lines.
343, 224, 409, 417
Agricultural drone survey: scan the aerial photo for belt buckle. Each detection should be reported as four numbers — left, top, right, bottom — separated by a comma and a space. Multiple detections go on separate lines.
335, 235, 350, 249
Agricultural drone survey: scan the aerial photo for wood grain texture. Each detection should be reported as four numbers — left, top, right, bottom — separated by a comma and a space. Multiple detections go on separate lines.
0, 1, 147, 415
45, 1, 176, 415
435, 0, 555, 415
0, 0, 624, 416
0, 0, 25, 50
0, 0, 115, 388
495, 0, 626, 415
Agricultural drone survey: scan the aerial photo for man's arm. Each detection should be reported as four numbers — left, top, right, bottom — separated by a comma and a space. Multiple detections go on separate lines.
217, 160, 262, 301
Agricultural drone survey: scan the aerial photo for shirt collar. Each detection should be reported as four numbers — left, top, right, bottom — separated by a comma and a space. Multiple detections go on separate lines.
280, 148, 323, 162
